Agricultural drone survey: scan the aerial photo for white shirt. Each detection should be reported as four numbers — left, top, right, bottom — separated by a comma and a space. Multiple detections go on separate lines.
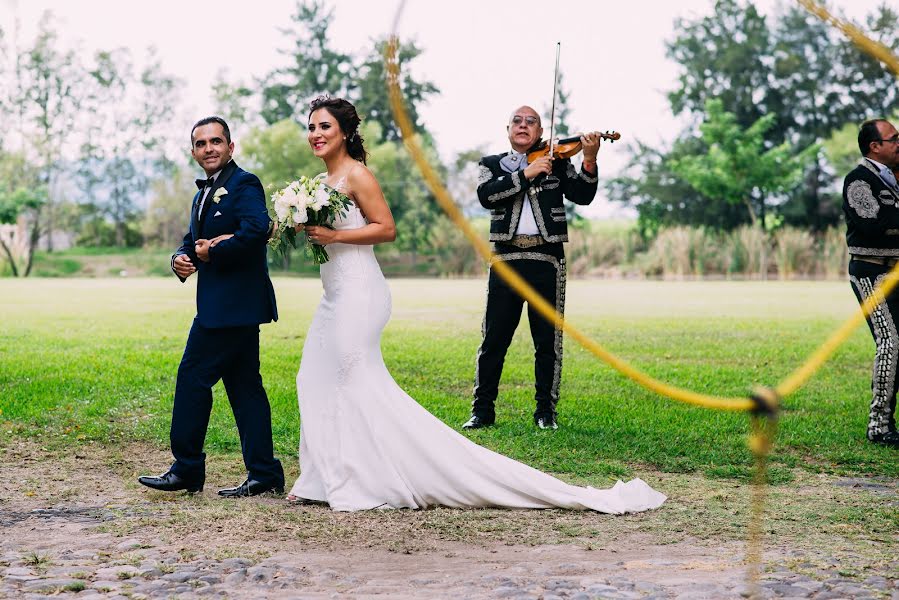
197, 166, 225, 218
515, 191, 540, 235
866, 158, 899, 190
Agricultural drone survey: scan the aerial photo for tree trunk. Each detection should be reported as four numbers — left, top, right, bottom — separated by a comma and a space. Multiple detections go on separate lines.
0, 238, 20, 277
45, 200, 54, 252
743, 198, 758, 227
23, 212, 41, 277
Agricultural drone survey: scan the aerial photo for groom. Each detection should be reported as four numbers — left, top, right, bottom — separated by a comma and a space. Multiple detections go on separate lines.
138, 116, 284, 497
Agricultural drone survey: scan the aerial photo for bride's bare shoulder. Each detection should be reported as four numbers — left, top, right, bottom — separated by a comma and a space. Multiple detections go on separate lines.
346, 163, 383, 198
346, 162, 376, 185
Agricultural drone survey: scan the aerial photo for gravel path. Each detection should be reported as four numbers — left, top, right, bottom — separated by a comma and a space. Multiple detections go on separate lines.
4, 502, 897, 599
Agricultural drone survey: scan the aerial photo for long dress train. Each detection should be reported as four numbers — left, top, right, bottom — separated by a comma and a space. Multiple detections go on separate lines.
289, 189, 666, 513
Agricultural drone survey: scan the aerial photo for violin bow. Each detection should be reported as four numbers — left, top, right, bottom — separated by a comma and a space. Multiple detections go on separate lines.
547, 42, 561, 159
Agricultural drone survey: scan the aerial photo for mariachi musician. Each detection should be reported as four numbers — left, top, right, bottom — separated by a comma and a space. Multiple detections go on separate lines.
463, 104, 609, 431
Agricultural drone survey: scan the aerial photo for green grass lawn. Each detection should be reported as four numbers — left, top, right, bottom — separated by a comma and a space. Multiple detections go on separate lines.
0, 277, 894, 483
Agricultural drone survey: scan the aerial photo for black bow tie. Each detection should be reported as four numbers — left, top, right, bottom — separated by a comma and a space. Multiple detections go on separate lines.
195, 177, 213, 190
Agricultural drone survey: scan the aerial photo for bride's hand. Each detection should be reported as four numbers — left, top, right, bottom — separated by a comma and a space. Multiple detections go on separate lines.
209, 233, 234, 247
304, 225, 337, 246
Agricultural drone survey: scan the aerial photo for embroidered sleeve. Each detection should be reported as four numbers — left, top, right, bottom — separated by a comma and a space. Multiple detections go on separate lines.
477, 165, 493, 186
477, 163, 525, 207
847, 180, 880, 219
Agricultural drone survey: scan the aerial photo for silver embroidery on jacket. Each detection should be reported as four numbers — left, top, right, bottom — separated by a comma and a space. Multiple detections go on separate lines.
477, 164, 493, 186
849, 247, 899, 257
847, 180, 880, 218
485, 171, 523, 204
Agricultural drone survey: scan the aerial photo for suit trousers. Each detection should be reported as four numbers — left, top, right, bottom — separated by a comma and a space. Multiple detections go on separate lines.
849, 259, 899, 438
472, 243, 566, 421
170, 319, 284, 486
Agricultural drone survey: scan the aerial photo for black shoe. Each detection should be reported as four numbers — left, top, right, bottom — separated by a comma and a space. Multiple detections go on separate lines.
868, 430, 899, 447
535, 415, 558, 430
462, 415, 494, 430
218, 479, 285, 498
138, 471, 203, 493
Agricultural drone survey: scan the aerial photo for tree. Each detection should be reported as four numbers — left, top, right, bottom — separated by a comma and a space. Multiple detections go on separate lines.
354, 38, 439, 143
79, 48, 182, 247
769, 4, 899, 229
259, 0, 354, 125
670, 99, 819, 228
142, 167, 196, 249
0, 180, 46, 277
363, 123, 444, 264
446, 147, 487, 215
212, 70, 262, 134
608, 136, 747, 236
667, 0, 773, 130
5, 12, 84, 252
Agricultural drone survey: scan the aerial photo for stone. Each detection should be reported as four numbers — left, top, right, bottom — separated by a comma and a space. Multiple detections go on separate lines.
23, 578, 85, 593
115, 539, 144, 551
220, 558, 253, 569
246, 566, 274, 582
224, 569, 246, 585
161, 570, 195, 583
94, 565, 140, 580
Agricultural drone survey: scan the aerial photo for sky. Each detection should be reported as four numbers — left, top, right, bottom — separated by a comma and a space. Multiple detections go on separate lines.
0, 0, 890, 217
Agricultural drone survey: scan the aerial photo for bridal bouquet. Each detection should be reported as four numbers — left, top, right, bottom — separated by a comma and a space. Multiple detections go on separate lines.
268, 175, 353, 264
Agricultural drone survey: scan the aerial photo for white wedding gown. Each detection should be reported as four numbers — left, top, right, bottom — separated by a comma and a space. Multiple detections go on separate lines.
289, 194, 666, 513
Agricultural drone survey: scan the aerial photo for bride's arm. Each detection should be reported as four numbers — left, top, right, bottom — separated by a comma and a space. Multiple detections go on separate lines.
305, 165, 396, 246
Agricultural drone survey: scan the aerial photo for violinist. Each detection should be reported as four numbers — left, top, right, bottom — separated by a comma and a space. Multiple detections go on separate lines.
463, 105, 604, 432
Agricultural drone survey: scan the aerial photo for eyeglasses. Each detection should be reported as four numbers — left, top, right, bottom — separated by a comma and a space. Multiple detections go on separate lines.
510, 115, 539, 126
877, 135, 899, 144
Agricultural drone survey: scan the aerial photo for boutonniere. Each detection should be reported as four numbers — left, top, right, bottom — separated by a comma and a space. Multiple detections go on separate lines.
213, 188, 228, 203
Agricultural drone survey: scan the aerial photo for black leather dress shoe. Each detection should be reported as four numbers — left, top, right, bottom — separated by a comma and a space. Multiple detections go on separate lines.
535, 415, 558, 430
218, 479, 285, 498
869, 430, 899, 447
462, 415, 494, 430
138, 471, 203, 493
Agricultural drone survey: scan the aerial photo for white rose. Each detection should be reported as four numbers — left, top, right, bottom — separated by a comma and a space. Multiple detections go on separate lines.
311, 185, 330, 211
292, 206, 308, 224
279, 186, 299, 208
273, 193, 290, 222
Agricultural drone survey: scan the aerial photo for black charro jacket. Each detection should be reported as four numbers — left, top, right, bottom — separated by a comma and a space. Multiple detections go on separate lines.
843, 159, 899, 257
476, 150, 598, 243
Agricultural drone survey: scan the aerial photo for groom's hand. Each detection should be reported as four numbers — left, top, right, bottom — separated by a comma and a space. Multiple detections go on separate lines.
195, 239, 211, 262
173, 254, 196, 278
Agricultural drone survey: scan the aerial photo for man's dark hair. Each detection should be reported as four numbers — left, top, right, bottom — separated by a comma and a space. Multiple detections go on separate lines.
858, 119, 887, 156
191, 116, 231, 145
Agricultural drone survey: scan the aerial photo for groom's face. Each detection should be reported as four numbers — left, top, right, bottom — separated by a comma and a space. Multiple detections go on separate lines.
191, 123, 234, 176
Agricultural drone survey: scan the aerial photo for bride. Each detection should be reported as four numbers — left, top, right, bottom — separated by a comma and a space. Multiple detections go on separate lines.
287, 96, 665, 513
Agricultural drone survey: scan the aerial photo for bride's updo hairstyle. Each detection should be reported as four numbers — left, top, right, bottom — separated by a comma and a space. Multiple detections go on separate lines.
308, 95, 368, 165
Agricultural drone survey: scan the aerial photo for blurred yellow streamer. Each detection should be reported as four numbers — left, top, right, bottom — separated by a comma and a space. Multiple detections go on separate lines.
384, 8, 899, 415
386, 2, 899, 596
384, 37, 754, 413
798, 0, 899, 77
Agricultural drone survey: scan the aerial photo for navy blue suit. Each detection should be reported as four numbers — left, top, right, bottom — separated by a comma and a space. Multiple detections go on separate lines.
169, 160, 283, 487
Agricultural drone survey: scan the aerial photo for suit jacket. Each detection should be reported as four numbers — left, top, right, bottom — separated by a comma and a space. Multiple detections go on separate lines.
843, 159, 899, 257
174, 160, 278, 328
476, 151, 598, 243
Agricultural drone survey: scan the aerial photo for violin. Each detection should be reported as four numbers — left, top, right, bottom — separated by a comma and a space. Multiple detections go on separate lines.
526, 131, 621, 163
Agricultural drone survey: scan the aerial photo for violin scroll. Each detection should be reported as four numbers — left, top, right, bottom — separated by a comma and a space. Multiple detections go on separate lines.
598, 130, 620, 143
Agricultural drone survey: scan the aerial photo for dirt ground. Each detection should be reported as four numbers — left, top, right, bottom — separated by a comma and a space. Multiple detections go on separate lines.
2, 440, 897, 599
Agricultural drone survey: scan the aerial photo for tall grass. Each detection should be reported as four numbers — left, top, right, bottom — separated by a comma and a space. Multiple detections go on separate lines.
9, 225, 850, 280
